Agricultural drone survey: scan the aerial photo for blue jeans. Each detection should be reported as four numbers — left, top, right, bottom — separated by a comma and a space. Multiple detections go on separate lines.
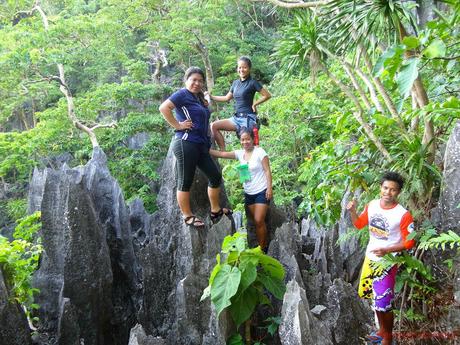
230, 113, 257, 132
244, 189, 269, 205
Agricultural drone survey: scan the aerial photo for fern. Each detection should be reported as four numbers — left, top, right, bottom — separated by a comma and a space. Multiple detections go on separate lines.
418, 230, 460, 251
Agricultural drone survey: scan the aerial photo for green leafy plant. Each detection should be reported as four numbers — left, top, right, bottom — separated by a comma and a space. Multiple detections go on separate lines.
201, 233, 286, 343
0, 212, 42, 315
6, 198, 27, 220
418, 230, 460, 251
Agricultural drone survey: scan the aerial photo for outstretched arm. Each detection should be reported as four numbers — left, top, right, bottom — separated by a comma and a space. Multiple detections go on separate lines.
207, 91, 233, 103
252, 88, 271, 113
209, 149, 236, 159
261, 156, 273, 200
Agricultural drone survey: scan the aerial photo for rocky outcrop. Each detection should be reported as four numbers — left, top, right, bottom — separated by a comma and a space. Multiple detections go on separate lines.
432, 120, 460, 233
137, 141, 233, 345
26, 139, 375, 345
271, 219, 372, 345
432, 121, 460, 333
279, 279, 333, 345
0, 268, 32, 345
128, 324, 166, 345
29, 147, 141, 345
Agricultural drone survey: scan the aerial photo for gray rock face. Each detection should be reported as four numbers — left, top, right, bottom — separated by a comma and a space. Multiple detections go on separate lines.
326, 279, 372, 345
128, 324, 166, 345
0, 268, 32, 345
431, 121, 460, 334
29, 147, 142, 345
432, 120, 460, 233
272, 219, 372, 345
137, 140, 233, 345
279, 280, 333, 345
26, 139, 377, 345
127, 132, 151, 150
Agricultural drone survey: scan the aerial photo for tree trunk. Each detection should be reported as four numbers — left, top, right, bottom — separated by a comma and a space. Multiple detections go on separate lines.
343, 62, 372, 111
18, 108, 30, 131
359, 45, 406, 131
355, 67, 384, 112
194, 34, 214, 92
323, 66, 392, 161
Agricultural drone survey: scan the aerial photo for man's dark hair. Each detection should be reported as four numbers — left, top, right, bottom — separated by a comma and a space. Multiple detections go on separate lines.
380, 171, 404, 190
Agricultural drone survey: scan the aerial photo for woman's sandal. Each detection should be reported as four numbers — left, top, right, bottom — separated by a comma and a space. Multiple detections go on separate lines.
210, 208, 233, 224
183, 215, 205, 228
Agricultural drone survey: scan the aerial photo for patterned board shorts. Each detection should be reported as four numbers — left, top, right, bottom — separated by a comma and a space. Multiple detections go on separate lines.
358, 256, 398, 312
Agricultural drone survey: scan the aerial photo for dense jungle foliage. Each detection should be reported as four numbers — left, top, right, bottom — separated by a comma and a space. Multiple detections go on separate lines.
0, 0, 459, 343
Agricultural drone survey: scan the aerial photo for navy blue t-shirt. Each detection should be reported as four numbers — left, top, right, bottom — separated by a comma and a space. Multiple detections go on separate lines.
230, 76, 262, 114
169, 88, 211, 145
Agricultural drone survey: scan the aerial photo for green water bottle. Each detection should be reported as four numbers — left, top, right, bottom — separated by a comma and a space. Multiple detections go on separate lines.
237, 163, 251, 183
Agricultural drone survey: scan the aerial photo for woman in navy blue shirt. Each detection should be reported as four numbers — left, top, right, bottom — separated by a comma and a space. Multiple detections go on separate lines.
159, 67, 231, 227
207, 56, 271, 150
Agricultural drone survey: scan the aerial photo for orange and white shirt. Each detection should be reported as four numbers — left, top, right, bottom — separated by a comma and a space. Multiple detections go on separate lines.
354, 199, 415, 261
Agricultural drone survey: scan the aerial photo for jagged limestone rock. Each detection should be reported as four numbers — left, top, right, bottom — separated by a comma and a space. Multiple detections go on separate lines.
325, 279, 372, 345
431, 121, 460, 333
128, 324, 166, 345
432, 120, 460, 233
137, 140, 233, 345
279, 279, 333, 345
29, 147, 142, 345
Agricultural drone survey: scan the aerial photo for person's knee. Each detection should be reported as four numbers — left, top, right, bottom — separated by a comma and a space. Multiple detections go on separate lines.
211, 121, 221, 133
178, 177, 193, 192
254, 216, 266, 227
208, 172, 222, 189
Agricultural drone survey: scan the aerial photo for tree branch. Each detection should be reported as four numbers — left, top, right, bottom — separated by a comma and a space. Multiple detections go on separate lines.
31, 0, 105, 148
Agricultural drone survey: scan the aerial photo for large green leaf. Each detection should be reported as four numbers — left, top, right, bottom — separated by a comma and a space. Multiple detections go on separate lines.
372, 45, 404, 77
229, 286, 259, 327
257, 270, 286, 300
396, 58, 419, 99
209, 254, 221, 285
239, 261, 257, 291
258, 254, 285, 280
239, 248, 262, 270
227, 334, 244, 345
222, 233, 247, 253
211, 264, 241, 316
423, 39, 446, 59
402, 36, 419, 49
200, 285, 211, 302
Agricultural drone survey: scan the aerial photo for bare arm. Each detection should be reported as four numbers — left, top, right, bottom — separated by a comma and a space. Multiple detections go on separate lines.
159, 99, 192, 131
346, 200, 359, 226
209, 149, 236, 159
261, 156, 273, 200
208, 91, 233, 103
252, 87, 271, 113
371, 241, 407, 257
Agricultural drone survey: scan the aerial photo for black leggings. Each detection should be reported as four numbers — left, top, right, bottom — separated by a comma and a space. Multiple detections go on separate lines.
172, 138, 222, 192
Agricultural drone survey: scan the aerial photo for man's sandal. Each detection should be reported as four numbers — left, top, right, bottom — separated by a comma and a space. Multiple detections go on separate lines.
365, 331, 383, 343
183, 215, 205, 228
210, 208, 233, 224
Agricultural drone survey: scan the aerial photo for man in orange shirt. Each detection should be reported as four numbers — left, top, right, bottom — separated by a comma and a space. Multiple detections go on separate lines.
347, 172, 415, 345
